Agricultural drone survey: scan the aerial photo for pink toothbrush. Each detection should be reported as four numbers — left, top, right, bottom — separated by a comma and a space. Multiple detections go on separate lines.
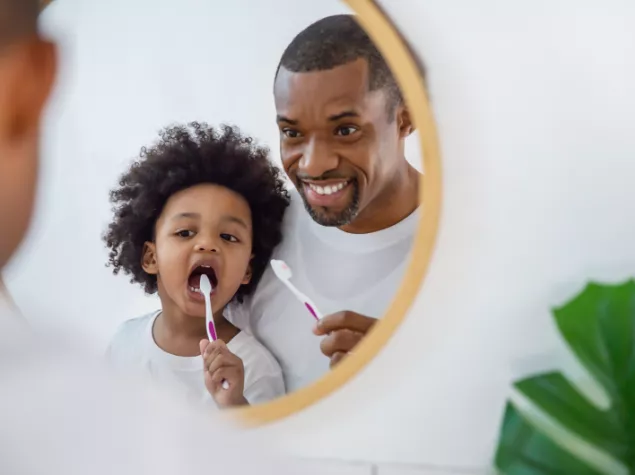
270, 259, 323, 321
200, 274, 229, 390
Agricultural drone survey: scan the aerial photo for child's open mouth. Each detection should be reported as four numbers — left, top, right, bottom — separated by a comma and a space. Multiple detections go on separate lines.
188, 264, 218, 296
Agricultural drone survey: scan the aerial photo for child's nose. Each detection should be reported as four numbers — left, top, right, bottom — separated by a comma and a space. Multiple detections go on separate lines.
194, 235, 219, 253
196, 244, 217, 252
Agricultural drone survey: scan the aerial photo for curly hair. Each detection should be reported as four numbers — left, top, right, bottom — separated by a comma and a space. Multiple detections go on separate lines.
103, 122, 290, 303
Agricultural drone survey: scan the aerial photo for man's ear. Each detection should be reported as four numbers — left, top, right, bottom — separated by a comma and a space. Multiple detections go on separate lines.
141, 242, 158, 275
397, 104, 415, 139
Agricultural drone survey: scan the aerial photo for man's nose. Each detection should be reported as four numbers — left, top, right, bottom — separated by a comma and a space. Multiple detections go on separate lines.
299, 138, 338, 178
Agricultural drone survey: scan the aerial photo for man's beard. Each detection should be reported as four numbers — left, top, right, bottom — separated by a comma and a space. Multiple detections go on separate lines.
297, 179, 360, 227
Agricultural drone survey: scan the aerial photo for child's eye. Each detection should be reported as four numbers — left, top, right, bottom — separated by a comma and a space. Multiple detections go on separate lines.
220, 233, 239, 243
335, 126, 359, 137
176, 230, 194, 238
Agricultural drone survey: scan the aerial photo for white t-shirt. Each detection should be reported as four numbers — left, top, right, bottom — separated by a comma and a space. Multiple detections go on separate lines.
0, 292, 307, 475
106, 311, 285, 406
228, 191, 419, 392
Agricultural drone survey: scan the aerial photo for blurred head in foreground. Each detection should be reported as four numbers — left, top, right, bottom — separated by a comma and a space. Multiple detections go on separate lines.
0, 0, 56, 271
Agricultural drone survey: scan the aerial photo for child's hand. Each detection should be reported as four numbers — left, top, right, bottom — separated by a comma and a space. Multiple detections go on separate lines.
199, 339, 248, 408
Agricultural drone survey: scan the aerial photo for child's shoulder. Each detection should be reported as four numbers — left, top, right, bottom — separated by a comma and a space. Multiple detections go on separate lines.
112, 312, 157, 340
106, 311, 158, 362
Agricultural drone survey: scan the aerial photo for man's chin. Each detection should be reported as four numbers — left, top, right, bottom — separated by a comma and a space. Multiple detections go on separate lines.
305, 203, 358, 227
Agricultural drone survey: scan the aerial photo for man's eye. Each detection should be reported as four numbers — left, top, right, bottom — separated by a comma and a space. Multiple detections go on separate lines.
176, 230, 194, 238
221, 233, 239, 243
282, 128, 302, 139
335, 126, 359, 137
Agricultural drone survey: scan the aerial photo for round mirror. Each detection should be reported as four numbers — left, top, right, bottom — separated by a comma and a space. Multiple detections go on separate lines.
7, 0, 440, 424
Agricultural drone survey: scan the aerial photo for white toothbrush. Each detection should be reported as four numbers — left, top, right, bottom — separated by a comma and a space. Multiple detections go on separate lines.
270, 259, 323, 321
199, 274, 229, 390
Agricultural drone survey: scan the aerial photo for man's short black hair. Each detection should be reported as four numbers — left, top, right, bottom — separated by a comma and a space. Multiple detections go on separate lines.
103, 122, 290, 304
0, 0, 40, 48
275, 14, 403, 115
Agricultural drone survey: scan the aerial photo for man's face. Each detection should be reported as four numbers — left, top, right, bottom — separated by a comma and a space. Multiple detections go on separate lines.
274, 58, 412, 229
0, 38, 56, 269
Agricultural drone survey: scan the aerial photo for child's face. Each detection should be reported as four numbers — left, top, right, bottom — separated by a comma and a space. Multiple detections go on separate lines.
143, 184, 253, 317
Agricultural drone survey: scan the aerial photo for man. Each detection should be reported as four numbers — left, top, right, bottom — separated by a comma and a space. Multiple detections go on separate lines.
0, 2, 300, 473
229, 14, 421, 392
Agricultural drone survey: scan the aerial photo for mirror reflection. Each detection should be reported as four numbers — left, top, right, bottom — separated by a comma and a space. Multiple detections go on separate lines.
8, 0, 424, 409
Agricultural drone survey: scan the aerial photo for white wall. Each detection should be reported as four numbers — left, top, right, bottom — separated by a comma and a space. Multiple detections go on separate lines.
5, 0, 635, 474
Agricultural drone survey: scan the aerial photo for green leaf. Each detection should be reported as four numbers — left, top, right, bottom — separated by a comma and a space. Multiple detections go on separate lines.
514, 372, 629, 463
494, 280, 635, 474
495, 403, 603, 475
553, 281, 635, 434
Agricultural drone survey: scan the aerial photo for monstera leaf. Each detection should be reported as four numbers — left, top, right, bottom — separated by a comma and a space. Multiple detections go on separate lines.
494, 280, 635, 475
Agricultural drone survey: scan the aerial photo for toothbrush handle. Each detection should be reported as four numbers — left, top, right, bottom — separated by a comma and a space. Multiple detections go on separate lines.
203, 295, 228, 390
286, 283, 323, 320
303, 297, 323, 320
204, 297, 217, 341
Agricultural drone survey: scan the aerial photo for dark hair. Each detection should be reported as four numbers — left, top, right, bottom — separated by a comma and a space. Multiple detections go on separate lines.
103, 122, 290, 303
0, 0, 39, 48
275, 14, 403, 115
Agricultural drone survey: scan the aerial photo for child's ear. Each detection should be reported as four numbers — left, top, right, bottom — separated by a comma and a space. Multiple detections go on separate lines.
241, 265, 253, 285
241, 255, 254, 285
141, 242, 158, 275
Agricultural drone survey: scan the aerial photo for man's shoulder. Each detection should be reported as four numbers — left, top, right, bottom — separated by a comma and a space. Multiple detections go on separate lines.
261, 189, 305, 261
230, 331, 282, 375
282, 189, 308, 229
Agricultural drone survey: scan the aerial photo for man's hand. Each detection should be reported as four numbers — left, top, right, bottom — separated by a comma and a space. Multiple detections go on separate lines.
200, 339, 248, 408
313, 311, 377, 368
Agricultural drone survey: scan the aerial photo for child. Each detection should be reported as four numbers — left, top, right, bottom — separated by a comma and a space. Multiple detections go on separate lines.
104, 122, 290, 408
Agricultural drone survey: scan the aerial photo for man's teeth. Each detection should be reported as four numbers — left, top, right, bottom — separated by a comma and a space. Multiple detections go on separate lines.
307, 181, 348, 195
